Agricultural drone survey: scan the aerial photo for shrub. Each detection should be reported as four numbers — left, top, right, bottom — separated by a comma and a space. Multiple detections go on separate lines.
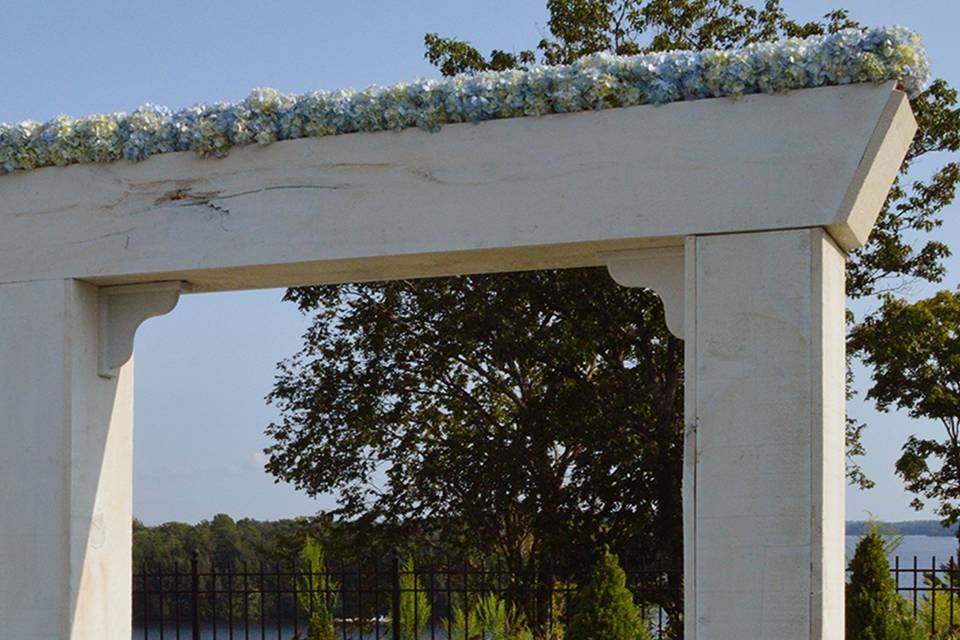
847, 524, 925, 640
388, 558, 432, 640
919, 565, 960, 638
445, 592, 533, 640
306, 609, 336, 640
545, 582, 570, 640
296, 536, 338, 640
567, 550, 649, 640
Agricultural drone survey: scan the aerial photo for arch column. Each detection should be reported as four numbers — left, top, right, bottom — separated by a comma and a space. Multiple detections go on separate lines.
607, 227, 846, 640
0, 278, 183, 639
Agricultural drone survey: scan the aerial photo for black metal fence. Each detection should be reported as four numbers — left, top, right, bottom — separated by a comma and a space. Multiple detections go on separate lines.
871, 556, 960, 636
134, 552, 682, 640
134, 552, 960, 639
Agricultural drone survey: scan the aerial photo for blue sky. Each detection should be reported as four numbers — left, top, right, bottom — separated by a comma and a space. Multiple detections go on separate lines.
4, 1, 958, 525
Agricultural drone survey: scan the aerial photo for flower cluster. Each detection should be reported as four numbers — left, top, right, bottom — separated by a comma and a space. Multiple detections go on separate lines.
0, 26, 929, 175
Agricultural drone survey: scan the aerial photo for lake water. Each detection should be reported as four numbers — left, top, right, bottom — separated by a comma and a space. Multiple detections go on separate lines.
846, 534, 958, 564
847, 534, 960, 597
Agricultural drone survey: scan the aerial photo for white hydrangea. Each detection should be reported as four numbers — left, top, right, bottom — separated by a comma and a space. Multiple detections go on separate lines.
0, 26, 930, 175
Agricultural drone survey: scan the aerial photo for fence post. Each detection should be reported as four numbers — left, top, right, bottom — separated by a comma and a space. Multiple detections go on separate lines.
192, 549, 201, 640
392, 550, 402, 640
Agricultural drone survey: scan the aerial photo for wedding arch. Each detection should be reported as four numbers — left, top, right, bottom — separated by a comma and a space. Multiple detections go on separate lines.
0, 27, 925, 639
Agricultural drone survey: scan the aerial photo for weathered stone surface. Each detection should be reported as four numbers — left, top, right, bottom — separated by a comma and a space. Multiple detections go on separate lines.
683, 229, 846, 639
0, 82, 910, 291
0, 280, 133, 639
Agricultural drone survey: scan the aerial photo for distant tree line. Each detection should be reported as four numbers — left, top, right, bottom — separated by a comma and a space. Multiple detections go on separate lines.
133, 513, 662, 576
133, 514, 314, 571
134, 514, 960, 574
846, 521, 958, 538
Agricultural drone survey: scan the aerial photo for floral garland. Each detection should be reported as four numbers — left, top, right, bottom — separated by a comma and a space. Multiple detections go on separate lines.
0, 26, 928, 175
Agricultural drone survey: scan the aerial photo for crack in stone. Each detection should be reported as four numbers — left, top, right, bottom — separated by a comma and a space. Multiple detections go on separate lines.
154, 184, 354, 231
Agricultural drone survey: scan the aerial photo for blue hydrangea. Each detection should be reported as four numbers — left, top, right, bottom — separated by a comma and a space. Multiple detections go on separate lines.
0, 26, 930, 175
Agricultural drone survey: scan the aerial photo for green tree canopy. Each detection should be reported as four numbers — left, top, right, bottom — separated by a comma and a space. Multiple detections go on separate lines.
266, 273, 684, 579
851, 291, 960, 532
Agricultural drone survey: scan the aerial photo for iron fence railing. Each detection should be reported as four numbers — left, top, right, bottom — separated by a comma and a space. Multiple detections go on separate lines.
134, 552, 960, 639
864, 555, 960, 636
133, 551, 682, 640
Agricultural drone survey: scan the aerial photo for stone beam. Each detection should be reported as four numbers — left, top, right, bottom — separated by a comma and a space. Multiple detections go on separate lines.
0, 82, 912, 292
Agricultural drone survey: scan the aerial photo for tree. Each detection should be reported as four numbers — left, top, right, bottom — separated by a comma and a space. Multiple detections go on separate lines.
266, 0, 959, 629
850, 292, 960, 541
267, 272, 684, 621
567, 550, 649, 640
846, 524, 925, 640
210, 514, 250, 568
419, 0, 960, 490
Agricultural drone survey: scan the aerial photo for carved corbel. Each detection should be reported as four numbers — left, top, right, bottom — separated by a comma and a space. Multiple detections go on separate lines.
98, 282, 189, 378
604, 246, 685, 339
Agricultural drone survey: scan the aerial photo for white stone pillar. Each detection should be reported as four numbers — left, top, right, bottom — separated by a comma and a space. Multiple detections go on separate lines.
0, 279, 133, 640
685, 228, 846, 639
